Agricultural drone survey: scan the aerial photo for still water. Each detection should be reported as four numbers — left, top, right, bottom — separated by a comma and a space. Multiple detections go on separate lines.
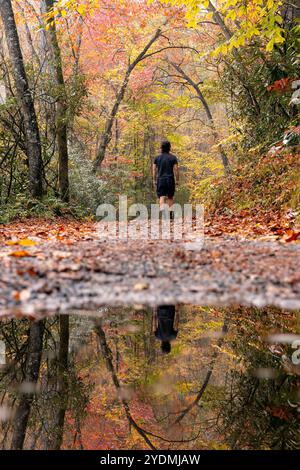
0, 305, 299, 450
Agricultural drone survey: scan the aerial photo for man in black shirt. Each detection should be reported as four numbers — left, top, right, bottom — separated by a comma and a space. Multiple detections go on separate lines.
154, 305, 178, 354
153, 141, 179, 213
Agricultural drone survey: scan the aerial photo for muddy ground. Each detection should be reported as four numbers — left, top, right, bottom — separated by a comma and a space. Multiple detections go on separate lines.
1, 220, 300, 315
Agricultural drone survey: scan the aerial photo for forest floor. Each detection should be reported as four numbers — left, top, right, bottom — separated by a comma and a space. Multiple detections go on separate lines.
0, 215, 300, 316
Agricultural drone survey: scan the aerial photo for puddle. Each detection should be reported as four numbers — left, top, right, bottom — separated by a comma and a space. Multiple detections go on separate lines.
0, 305, 299, 450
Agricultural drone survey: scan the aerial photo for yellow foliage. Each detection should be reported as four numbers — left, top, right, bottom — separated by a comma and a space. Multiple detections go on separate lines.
156, 0, 285, 55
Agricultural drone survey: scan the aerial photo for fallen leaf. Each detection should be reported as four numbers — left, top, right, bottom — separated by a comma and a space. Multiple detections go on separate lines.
6, 238, 37, 247
9, 250, 34, 258
18, 239, 38, 247
281, 229, 300, 243
13, 291, 21, 301
35, 231, 48, 237
134, 282, 149, 291
13, 289, 31, 302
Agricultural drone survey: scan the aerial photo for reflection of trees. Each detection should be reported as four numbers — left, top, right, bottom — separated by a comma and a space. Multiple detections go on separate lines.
0, 319, 45, 449
42, 316, 70, 450
93, 307, 233, 449
95, 317, 203, 449
0, 315, 90, 449
0, 306, 298, 450
11, 320, 45, 449
173, 320, 228, 425
219, 370, 299, 449
95, 320, 156, 449
216, 311, 300, 450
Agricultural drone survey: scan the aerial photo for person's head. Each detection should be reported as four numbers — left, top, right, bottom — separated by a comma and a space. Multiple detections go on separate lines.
161, 140, 171, 154
161, 341, 171, 354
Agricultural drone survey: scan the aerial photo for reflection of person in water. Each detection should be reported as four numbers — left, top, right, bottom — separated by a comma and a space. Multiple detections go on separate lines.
154, 305, 178, 354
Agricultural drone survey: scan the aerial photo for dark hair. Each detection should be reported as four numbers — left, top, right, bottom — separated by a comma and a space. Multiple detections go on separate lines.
161, 341, 171, 354
161, 140, 171, 153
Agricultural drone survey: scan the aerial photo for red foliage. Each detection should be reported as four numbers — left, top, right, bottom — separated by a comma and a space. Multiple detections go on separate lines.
267, 78, 291, 93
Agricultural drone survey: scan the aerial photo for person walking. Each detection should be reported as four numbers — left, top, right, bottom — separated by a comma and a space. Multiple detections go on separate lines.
153, 140, 179, 218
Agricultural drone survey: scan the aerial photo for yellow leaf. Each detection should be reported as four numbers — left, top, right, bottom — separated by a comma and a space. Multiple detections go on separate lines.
19, 239, 38, 247
7, 238, 37, 247
77, 5, 85, 15
266, 38, 275, 52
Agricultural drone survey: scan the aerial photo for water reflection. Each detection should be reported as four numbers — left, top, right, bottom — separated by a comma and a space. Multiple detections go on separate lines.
0, 305, 299, 450
154, 305, 178, 354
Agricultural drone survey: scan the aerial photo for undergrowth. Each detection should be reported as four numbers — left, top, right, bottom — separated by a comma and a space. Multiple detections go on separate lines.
197, 147, 300, 219
0, 195, 91, 224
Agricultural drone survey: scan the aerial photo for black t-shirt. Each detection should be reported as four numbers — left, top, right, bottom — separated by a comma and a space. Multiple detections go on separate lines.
154, 153, 178, 179
154, 305, 178, 342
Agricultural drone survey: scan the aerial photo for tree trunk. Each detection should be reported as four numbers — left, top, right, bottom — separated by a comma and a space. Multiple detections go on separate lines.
208, 0, 232, 41
95, 320, 156, 450
94, 71, 131, 169
16, 1, 41, 67
11, 321, 45, 450
175, 319, 228, 424
171, 62, 231, 175
93, 27, 162, 170
44, 0, 69, 202
50, 315, 69, 450
281, 0, 300, 27
0, 0, 43, 197
208, 2, 261, 118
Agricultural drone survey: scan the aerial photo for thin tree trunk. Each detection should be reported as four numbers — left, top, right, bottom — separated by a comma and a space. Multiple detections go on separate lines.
0, 0, 43, 197
50, 315, 69, 450
95, 320, 156, 449
208, 1, 262, 118
208, 0, 232, 41
44, 0, 69, 202
171, 62, 231, 175
93, 27, 162, 170
174, 319, 228, 424
11, 321, 45, 450
16, 1, 41, 67
281, 0, 300, 27
94, 70, 131, 169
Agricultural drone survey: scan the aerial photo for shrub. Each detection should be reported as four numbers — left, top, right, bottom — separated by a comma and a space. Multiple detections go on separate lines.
69, 151, 113, 216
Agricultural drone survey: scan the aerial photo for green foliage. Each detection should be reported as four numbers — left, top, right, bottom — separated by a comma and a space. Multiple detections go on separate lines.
66, 72, 89, 124
222, 41, 299, 149
218, 306, 300, 450
69, 151, 112, 215
0, 193, 89, 224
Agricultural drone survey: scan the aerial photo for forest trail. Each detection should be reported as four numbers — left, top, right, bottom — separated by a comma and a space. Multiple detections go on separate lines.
1, 219, 300, 315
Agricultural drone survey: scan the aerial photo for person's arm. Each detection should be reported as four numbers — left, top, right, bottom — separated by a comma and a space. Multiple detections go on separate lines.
152, 163, 158, 187
174, 163, 179, 185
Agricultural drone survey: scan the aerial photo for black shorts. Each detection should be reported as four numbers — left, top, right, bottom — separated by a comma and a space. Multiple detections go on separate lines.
157, 176, 175, 198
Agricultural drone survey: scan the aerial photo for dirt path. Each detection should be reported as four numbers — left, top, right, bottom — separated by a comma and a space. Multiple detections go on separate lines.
1, 220, 300, 315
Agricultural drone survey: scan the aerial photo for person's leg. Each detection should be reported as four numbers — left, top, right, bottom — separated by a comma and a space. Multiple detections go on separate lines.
167, 197, 175, 221
167, 197, 174, 209
167, 177, 175, 216
159, 196, 166, 210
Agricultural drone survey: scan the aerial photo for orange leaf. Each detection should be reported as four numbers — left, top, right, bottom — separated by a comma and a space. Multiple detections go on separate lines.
283, 229, 300, 243
9, 250, 33, 258
6, 238, 37, 247
13, 291, 21, 301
